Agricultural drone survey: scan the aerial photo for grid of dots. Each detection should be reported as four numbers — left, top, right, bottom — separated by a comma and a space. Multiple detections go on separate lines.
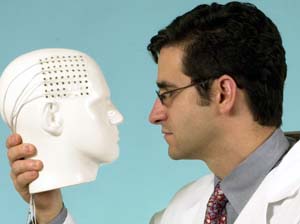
40, 55, 90, 99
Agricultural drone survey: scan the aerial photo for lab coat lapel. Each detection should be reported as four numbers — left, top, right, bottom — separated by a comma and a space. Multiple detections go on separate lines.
235, 140, 300, 224
160, 174, 214, 224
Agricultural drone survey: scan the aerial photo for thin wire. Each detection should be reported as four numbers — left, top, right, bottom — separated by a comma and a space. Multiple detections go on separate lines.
2, 61, 60, 127
11, 72, 43, 113
10, 77, 43, 130
27, 194, 37, 224
11, 95, 45, 133
10, 81, 43, 130
5, 67, 59, 131
2, 63, 40, 125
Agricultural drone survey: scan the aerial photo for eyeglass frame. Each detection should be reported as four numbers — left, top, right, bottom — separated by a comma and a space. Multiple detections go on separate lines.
155, 79, 210, 106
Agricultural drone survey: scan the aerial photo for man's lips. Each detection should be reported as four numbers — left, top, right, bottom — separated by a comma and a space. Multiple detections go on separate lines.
162, 130, 173, 138
162, 129, 172, 134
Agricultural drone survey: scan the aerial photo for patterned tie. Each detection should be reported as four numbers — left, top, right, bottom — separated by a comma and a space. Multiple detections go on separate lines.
204, 182, 228, 224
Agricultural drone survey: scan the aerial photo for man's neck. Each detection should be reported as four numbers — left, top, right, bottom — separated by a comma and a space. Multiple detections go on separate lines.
205, 125, 277, 179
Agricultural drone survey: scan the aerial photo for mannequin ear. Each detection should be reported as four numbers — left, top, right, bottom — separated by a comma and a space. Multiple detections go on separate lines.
42, 102, 63, 136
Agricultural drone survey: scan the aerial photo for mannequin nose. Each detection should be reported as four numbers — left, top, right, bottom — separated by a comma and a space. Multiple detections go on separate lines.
107, 104, 124, 125
149, 99, 167, 124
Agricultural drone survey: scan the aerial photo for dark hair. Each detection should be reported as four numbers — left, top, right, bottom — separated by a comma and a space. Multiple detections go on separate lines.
147, 1, 286, 127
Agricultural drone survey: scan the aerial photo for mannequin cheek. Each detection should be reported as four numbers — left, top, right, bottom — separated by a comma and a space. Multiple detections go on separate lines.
75, 123, 119, 163
70, 105, 119, 163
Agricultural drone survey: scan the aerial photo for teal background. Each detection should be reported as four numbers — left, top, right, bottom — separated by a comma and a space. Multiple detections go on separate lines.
0, 0, 299, 223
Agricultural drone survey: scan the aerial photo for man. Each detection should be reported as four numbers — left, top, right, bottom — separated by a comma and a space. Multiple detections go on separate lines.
5, 2, 300, 224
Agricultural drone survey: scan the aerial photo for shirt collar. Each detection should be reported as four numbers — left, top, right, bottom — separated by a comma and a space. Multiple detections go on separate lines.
215, 128, 290, 214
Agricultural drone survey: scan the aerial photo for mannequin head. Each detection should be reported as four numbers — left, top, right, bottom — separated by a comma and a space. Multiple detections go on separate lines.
0, 48, 123, 193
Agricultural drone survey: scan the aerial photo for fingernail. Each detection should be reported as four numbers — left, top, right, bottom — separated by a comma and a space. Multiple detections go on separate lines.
25, 145, 33, 153
13, 134, 20, 144
34, 161, 41, 169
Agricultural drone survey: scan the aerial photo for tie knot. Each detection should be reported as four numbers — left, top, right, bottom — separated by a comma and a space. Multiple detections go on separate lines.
211, 183, 227, 204
204, 182, 228, 224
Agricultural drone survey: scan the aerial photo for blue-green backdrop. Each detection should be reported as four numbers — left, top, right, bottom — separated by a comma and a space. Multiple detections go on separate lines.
0, 0, 299, 223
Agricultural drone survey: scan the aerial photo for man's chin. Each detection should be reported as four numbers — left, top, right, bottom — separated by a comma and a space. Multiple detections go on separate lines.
168, 147, 182, 160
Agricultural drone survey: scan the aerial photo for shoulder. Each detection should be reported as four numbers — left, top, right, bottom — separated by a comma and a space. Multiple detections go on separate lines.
150, 174, 214, 224
170, 173, 214, 203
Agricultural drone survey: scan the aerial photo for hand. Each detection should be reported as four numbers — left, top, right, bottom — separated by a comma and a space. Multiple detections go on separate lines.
6, 133, 63, 223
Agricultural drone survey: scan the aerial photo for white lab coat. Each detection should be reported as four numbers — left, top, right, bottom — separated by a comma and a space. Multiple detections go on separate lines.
150, 140, 300, 224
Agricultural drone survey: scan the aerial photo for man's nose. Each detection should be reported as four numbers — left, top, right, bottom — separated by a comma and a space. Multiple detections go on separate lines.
149, 99, 167, 124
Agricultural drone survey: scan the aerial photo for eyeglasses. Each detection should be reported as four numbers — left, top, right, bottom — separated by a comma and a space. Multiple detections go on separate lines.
156, 80, 208, 106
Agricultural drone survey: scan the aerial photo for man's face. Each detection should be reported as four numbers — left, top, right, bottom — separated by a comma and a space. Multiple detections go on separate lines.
149, 46, 217, 160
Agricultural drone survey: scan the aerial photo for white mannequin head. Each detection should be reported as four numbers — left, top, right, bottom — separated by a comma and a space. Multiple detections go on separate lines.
0, 48, 123, 193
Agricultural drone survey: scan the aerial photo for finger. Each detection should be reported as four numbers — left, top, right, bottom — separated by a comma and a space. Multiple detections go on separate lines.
10, 172, 30, 203
11, 159, 43, 176
6, 133, 22, 148
15, 171, 39, 190
7, 144, 36, 163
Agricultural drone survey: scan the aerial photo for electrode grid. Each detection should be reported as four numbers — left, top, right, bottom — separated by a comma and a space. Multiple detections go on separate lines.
40, 55, 90, 99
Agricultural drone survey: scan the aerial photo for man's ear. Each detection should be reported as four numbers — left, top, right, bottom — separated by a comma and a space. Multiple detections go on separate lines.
42, 102, 63, 136
215, 75, 237, 114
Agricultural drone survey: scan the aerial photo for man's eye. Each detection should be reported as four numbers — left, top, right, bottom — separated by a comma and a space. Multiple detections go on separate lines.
160, 93, 167, 100
164, 91, 175, 98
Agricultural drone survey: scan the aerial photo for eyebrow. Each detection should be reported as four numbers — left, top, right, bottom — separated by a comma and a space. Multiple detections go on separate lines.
156, 81, 177, 89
